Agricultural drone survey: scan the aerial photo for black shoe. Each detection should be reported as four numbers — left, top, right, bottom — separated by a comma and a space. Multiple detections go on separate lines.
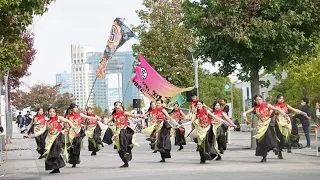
178, 145, 184, 151
100, 143, 104, 148
160, 159, 165, 162
72, 164, 76, 168
114, 145, 117, 149
200, 160, 206, 164
120, 163, 129, 168
278, 152, 283, 159
287, 149, 292, 153
216, 155, 222, 161
261, 157, 267, 163
152, 150, 157, 153
38, 155, 44, 159
91, 151, 97, 156
49, 169, 60, 174
272, 148, 279, 155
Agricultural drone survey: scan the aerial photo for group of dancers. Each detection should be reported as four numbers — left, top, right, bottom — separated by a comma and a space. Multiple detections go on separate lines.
23, 93, 308, 174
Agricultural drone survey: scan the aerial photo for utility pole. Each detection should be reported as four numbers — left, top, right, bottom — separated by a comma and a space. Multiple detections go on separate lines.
4, 70, 12, 138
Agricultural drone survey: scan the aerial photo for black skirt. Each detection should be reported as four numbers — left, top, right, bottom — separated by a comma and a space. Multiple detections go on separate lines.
157, 121, 172, 159
68, 129, 86, 165
255, 125, 278, 157
174, 128, 186, 146
274, 123, 286, 151
36, 131, 48, 156
118, 127, 135, 162
45, 133, 65, 171
102, 127, 113, 145
199, 124, 217, 161
216, 124, 228, 153
88, 125, 102, 152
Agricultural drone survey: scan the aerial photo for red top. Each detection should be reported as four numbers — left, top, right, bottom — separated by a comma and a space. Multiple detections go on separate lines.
113, 110, 128, 127
254, 103, 271, 121
173, 109, 182, 121
66, 112, 83, 128
47, 116, 62, 135
273, 103, 288, 114
156, 107, 166, 121
33, 115, 46, 125
87, 113, 98, 125
196, 108, 211, 127
213, 110, 224, 119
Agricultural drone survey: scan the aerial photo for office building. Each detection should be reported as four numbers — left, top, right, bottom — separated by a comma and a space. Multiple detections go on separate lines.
55, 72, 72, 94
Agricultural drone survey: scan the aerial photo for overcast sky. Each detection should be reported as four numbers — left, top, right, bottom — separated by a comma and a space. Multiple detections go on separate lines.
21, 0, 217, 90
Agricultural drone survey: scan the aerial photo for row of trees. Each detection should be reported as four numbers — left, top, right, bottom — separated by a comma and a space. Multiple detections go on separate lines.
132, 0, 320, 118
1, 0, 55, 90
11, 84, 104, 116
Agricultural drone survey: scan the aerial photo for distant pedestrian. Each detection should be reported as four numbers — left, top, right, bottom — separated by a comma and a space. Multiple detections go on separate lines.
0, 125, 4, 134
16, 112, 23, 128
295, 98, 311, 149
220, 99, 229, 115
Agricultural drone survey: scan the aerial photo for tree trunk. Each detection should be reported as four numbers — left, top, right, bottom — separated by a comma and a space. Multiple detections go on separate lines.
250, 68, 260, 149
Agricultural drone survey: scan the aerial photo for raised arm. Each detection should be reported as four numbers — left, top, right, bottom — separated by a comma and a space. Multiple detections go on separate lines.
287, 104, 303, 114
124, 111, 140, 118
58, 116, 76, 129
267, 104, 287, 116
222, 112, 236, 127
162, 108, 179, 126
80, 113, 100, 120
207, 110, 227, 124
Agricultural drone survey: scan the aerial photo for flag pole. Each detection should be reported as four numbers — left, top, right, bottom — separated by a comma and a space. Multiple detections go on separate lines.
85, 76, 98, 110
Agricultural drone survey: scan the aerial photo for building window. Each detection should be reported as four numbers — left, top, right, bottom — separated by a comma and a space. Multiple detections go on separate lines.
76, 68, 78, 71
81, 53, 83, 58
74, 60, 76, 64
81, 59, 83, 63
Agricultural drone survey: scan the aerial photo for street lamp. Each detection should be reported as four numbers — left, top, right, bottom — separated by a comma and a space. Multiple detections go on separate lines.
188, 47, 199, 98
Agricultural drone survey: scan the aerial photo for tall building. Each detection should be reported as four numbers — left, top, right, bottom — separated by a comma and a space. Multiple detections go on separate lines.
71, 45, 95, 109
107, 88, 122, 111
117, 51, 144, 108
56, 72, 72, 94
87, 52, 107, 110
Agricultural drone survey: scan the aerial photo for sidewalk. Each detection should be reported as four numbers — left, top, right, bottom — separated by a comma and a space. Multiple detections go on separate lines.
0, 125, 41, 180
228, 130, 320, 157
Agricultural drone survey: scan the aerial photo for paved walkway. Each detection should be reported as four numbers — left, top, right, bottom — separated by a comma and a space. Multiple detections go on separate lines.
0, 123, 319, 180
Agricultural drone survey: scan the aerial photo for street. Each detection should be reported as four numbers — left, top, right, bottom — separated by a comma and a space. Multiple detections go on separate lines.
1, 123, 320, 180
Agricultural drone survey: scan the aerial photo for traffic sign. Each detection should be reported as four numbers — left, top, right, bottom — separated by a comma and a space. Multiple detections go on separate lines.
224, 84, 231, 92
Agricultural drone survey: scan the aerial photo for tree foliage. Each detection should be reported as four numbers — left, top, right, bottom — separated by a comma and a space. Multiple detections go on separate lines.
197, 69, 243, 120
11, 84, 75, 115
270, 57, 320, 106
93, 106, 103, 116
183, 0, 320, 98
132, 0, 196, 87
0, 0, 54, 73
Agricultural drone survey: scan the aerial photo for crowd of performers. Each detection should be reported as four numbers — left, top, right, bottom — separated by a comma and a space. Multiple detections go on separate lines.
23, 93, 309, 174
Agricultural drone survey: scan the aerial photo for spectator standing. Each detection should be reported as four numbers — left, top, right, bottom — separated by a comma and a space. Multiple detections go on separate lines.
295, 98, 311, 149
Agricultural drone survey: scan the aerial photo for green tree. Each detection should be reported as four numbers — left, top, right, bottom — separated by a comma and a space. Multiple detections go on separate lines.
11, 84, 75, 114
93, 106, 103, 116
127, 104, 134, 112
0, 0, 54, 71
270, 57, 320, 107
197, 70, 243, 120
183, 0, 320, 148
132, 0, 196, 87
183, 0, 320, 103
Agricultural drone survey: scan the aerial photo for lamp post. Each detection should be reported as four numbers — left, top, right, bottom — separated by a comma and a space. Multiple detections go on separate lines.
188, 47, 199, 98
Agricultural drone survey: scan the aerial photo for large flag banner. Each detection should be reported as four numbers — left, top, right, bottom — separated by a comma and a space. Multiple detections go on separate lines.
131, 54, 194, 103
96, 18, 137, 78
167, 93, 187, 108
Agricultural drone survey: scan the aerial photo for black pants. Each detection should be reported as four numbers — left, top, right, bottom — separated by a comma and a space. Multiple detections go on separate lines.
157, 121, 172, 159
